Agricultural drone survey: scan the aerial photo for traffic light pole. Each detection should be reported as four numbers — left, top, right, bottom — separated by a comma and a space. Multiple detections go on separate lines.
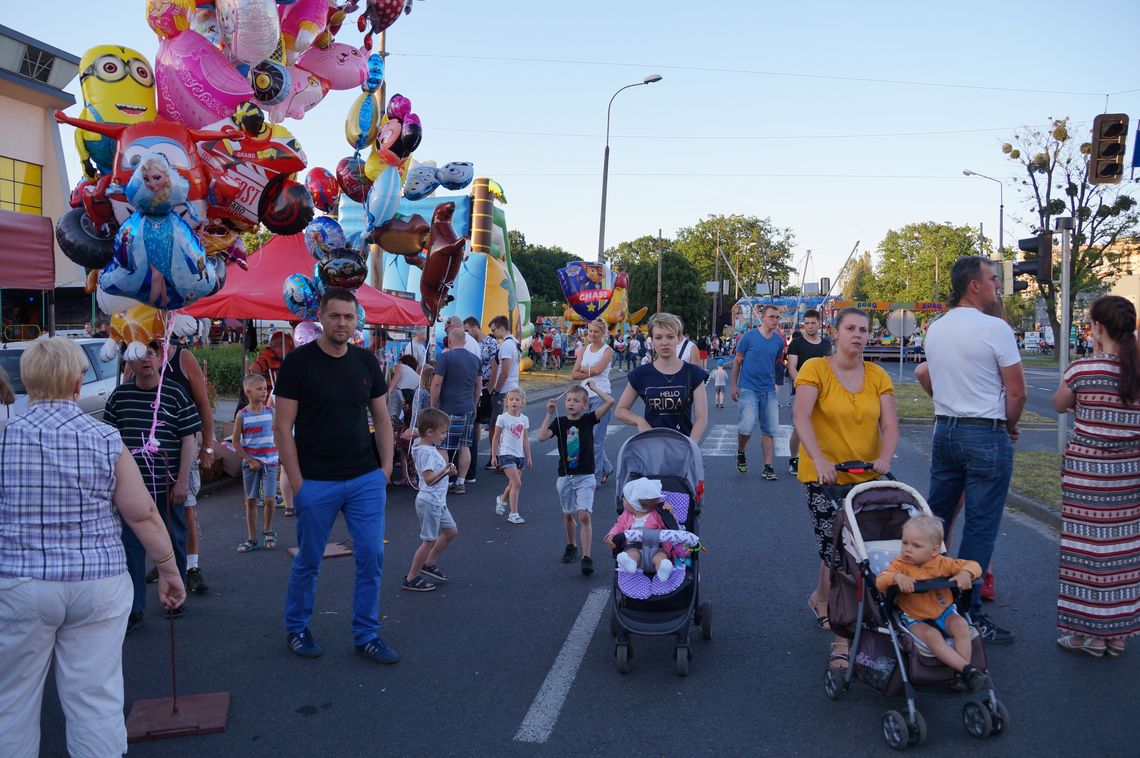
1056, 217, 1074, 453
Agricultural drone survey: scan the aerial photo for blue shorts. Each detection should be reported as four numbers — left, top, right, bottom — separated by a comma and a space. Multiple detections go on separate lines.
737, 387, 779, 437
242, 461, 278, 501
498, 454, 525, 470
901, 604, 959, 636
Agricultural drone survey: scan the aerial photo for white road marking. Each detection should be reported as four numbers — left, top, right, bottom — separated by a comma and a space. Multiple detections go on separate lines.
513, 587, 609, 744
700, 423, 793, 457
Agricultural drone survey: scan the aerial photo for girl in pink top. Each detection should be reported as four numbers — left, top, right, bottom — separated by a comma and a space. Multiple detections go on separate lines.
604, 478, 675, 582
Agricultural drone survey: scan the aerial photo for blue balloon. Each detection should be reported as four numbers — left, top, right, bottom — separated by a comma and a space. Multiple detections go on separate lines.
303, 216, 346, 261
437, 161, 474, 190
125, 153, 191, 216
100, 210, 219, 310
283, 273, 320, 320
364, 166, 403, 231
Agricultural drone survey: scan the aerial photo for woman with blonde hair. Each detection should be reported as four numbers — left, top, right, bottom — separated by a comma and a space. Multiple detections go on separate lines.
0, 338, 185, 757
572, 317, 616, 486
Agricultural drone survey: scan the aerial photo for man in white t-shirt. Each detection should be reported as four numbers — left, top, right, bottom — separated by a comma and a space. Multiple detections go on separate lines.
403, 328, 427, 367
924, 256, 1026, 645
444, 315, 481, 358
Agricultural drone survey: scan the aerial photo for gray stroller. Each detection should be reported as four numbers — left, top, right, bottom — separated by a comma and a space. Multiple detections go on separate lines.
609, 428, 709, 676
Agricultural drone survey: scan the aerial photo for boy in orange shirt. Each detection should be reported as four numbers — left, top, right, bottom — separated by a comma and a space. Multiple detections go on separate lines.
876, 515, 988, 691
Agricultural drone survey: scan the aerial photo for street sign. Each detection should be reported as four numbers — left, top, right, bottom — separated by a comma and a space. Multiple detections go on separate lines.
886, 308, 916, 338
704, 281, 719, 293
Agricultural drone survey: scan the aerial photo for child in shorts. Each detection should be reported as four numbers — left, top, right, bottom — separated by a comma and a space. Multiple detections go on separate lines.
712, 359, 728, 408
491, 388, 531, 524
404, 408, 458, 592
875, 514, 988, 691
233, 374, 278, 552
537, 381, 614, 575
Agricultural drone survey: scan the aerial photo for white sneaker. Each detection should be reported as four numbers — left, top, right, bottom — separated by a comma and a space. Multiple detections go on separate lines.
494, 496, 507, 516
507, 512, 525, 524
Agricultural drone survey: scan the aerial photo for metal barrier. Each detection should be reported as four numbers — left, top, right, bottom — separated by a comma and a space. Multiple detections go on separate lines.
3, 324, 41, 341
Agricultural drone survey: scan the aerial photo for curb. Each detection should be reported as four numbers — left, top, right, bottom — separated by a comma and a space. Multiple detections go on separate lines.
1005, 489, 1062, 529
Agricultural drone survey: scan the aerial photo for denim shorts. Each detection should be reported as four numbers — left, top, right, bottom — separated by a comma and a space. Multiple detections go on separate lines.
498, 454, 525, 470
901, 604, 959, 637
242, 461, 278, 501
737, 387, 779, 437
415, 495, 456, 541
557, 474, 595, 514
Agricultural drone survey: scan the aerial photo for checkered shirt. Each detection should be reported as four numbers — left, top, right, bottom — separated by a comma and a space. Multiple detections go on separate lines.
0, 400, 126, 581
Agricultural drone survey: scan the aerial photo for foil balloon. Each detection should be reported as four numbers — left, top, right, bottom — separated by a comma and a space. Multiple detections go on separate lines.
304, 167, 340, 213
74, 45, 156, 179
375, 214, 428, 254
259, 179, 315, 234
335, 155, 372, 202
155, 30, 254, 128
216, 0, 281, 66
293, 320, 322, 346
190, 3, 222, 45
436, 161, 474, 190
124, 153, 190, 216
278, 0, 327, 60
108, 303, 166, 357
303, 216, 346, 260
266, 68, 329, 121
146, 0, 194, 39
96, 288, 143, 316
344, 90, 382, 152
557, 262, 615, 321
247, 36, 291, 106
296, 43, 367, 90
101, 210, 220, 310
283, 273, 320, 320
317, 249, 368, 290
402, 161, 474, 201
385, 93, 410, 121
358, 0, 404, 50
364, 165, 403, 231
391, 113, 421, 159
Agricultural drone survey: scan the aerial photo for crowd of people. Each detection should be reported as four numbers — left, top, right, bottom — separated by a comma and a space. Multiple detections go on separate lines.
0, 257, 1137, 749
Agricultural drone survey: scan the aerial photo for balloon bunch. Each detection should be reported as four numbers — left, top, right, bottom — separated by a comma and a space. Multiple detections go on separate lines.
283, 217, 368, 321
403, 160, 475, 201
357, 0, 424, 51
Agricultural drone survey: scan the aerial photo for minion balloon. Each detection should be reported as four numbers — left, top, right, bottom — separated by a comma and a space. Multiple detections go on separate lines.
75, 46, 157, 179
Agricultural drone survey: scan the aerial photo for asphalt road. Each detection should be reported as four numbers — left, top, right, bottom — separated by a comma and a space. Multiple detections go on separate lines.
38, 370, 1137, 757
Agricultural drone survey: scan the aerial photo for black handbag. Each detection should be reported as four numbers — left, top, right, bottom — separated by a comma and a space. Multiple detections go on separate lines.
476, 389, 493, 424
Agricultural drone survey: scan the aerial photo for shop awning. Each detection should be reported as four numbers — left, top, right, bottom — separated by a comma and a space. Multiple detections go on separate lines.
0, 209, 55, 289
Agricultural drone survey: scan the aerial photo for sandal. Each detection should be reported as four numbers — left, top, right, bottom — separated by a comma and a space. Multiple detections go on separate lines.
1057, 633, 1106, 658
809, 594, 831, 631
236, 539, 259, 553
283, 508, 295, 517
829, 640, 849, 671
401, 576, 437, 592
1106, 639, 1126, 657
421, 563, 448, 582
263, 530, 277, 550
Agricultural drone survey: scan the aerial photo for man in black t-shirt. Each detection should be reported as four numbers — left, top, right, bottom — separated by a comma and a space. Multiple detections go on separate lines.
786, 308, 833, 475
104, 342, 201, 623
275, 289, 398, 664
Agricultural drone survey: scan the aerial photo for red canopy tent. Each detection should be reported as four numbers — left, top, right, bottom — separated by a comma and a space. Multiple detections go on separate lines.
183, 234, 425, 326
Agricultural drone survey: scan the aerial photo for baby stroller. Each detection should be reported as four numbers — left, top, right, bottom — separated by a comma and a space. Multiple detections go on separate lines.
822, 463, 1007, 750
609, 428, 709, 676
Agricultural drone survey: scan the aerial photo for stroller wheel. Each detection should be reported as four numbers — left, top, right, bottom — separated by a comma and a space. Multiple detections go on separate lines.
609, 609, 619, 637
908, 710, 927, 746
989, 699, 1009, 736
674, 647, 690, 677
700, 601, 712, 641
823, 668, 845, 700
881, 710, 909, 750
963, 700, 993, 738
614, 643, 631, 674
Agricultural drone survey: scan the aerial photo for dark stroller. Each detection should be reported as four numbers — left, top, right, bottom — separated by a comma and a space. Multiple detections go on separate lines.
822, 466, 1008, 749
609, 428, 710, 676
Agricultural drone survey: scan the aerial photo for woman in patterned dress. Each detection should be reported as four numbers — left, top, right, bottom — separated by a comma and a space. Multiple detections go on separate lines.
1053, 296, 1140, 657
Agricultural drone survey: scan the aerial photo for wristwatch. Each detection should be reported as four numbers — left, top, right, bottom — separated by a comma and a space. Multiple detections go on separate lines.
203, 447, 214, 455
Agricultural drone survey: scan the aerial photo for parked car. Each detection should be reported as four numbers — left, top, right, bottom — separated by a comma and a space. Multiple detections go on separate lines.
0, 338, 119, 430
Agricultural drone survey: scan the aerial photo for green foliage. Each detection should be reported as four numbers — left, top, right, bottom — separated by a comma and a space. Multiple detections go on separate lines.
673, 214, 796, 297
507, 230, 582, 318
1002, 292, 1038, 331
625, 251, 706, 333
607, 235, 673, 272
871, 222, 982, 302
241, 226, 273, 255
840, 251, 876, 300
190, 344, 249, 398
1002, 117, 1140, 335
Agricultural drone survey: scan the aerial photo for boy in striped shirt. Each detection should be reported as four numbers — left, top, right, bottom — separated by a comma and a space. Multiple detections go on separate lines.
233, 374, 279, 552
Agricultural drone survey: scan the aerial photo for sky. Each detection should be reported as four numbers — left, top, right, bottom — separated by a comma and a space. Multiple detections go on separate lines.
6, 0, 1140, 290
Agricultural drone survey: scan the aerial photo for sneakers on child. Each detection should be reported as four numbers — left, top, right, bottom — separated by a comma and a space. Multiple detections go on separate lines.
962, 664, 990, 692
561, 544, 578, 563
616, 553, 637, 573
581, 556, 594, 576
494, 496, 507, 516
763, 465, 777, 481
788, 457, 799, 475
449, 483, 466, 495
287, 628, 322, 658
355, 637, 399, 664
506, 512, 525, 524
186, 567, 209, 593
736, 450, 748, 473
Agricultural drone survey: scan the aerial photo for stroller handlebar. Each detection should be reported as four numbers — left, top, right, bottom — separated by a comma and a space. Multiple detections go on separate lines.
834, 461, 896, 480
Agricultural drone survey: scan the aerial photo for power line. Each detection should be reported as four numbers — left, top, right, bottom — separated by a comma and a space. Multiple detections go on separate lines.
490, 172, 973, 179
390, 52, 1133, 97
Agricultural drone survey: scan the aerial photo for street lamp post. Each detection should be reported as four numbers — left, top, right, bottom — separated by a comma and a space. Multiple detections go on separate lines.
962, 169, 1005, 261
597, 74, 662, 265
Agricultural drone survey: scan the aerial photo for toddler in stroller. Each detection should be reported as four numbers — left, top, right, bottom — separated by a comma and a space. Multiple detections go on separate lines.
824, 473, 1007, 749
605, 478, 677, 583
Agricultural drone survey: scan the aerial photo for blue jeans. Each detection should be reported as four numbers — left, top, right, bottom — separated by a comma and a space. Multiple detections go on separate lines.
590, 395, 613, 487
121, 493, 186, 614
285, 468, 388, 645
927, 421, 1013, 612
737, 387, 779, 437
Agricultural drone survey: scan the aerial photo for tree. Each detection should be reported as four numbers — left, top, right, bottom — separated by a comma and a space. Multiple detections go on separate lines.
241, 226, 272, 255
1001, 292, 1037, 331
673, 214, 797, 299
507, 230, 582, 318
606, 234, 672, 272
839, 250, 876, 300
871, 222, 982, 302
1001, 117, 1140, 336
625, 251, 706, 334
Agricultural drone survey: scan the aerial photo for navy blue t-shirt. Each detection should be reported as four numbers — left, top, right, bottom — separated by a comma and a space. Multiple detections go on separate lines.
627, 362, 708, 435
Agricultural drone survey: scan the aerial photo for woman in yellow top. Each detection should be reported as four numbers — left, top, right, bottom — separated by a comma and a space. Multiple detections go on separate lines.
792, 307, 899, 671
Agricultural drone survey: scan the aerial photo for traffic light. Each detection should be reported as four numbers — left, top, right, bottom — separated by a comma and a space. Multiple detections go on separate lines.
1005, 231, 1053, 295
1088, 113, 1130, 185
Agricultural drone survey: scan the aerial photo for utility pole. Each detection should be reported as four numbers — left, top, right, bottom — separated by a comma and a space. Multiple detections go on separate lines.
713, 226, 721, 337
1057, 217, 1074, 453
656, 228, 663, 313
